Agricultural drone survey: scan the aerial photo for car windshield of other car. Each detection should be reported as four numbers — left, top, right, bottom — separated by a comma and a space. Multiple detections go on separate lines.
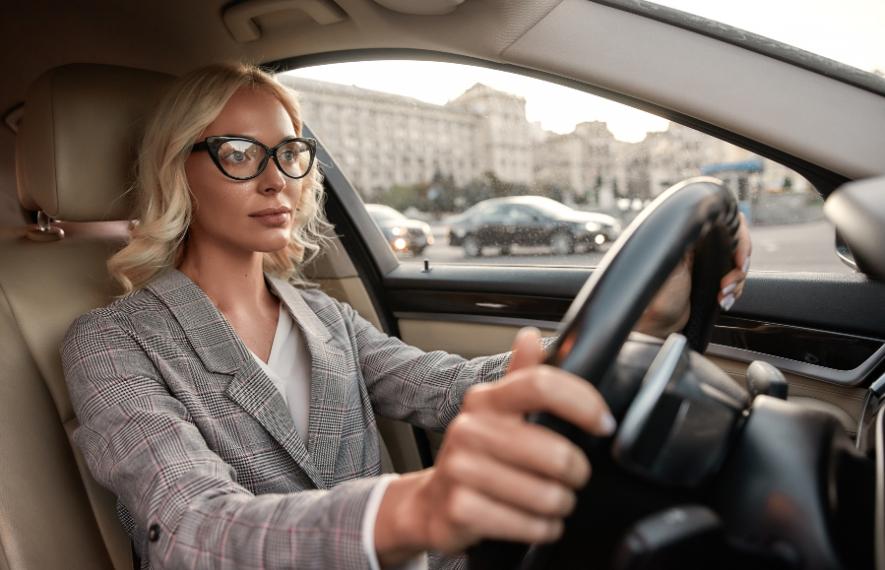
519, 197, 575, 219
280, 52, 867, 272
366, 204, 407, 222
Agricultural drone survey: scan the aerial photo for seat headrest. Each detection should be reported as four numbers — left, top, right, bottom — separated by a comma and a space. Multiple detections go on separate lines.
17, 64, 174, 221
14, 131, 38, 212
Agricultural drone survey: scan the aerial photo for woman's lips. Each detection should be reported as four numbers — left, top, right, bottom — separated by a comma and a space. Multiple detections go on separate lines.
250, 210, 291, 227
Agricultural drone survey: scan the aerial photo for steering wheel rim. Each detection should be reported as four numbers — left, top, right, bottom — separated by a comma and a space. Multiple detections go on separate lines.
467, 177, 740, 570
551, 176, 739, 379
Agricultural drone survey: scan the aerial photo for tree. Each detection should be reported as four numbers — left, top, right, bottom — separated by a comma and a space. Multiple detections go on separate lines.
376, 184, 422, 212
425, 170, 458, 214
537, 182, 566, 203
782, 176, 794, 191
589, 174, 603, 205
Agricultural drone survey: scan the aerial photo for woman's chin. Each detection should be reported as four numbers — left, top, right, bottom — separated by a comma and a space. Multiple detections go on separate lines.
249, 235, 291, 254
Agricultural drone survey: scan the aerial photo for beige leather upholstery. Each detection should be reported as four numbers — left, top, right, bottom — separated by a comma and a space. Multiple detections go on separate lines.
18, 64, 171, 221
13, 134, 37, 212
0, 64, 174, 570
0, 234, 132, 570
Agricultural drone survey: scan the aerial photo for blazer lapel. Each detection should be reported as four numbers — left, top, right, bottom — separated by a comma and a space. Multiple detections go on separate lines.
146, 269, 326, 489
267, 277, 347, 487
225, 358, 326, 488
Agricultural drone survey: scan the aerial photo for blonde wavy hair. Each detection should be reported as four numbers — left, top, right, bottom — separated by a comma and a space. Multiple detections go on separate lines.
108, 62, 333, 294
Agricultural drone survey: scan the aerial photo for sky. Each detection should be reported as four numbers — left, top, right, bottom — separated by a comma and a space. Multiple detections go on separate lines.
285, 0, 885, 143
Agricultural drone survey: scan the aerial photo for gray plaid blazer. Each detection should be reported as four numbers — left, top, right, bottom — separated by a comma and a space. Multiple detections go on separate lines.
61, 269, 518, 569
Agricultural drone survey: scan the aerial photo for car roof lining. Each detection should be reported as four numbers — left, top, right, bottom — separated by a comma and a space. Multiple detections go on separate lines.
594, 0, 885, 98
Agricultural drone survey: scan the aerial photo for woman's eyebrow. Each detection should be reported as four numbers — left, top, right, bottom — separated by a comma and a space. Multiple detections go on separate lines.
218, 134, 300, 144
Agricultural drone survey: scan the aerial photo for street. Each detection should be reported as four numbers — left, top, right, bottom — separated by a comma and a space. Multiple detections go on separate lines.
399, 220, 851, 274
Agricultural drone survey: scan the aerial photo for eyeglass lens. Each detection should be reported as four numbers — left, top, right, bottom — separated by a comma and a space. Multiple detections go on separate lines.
216, 139, 313, 179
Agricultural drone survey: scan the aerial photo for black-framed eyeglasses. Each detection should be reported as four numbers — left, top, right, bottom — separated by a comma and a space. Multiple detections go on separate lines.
191, 136, 317, 181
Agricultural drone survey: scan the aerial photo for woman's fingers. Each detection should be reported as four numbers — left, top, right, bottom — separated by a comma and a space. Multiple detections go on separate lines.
507, 327, 546, 374
718, 266, 744, 309
719, 213, 752, 310
411, 327, 619, 554
438, 486, 564, 549
463, 365, 615, 437
734, 212, 752, 272
440, 445, 578, 518
445, 412, 591, 489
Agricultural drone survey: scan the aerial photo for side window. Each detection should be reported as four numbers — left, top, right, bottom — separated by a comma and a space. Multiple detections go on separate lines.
483, 205, 510, 224
279, 62, 848, 273
507, 207, 537, 224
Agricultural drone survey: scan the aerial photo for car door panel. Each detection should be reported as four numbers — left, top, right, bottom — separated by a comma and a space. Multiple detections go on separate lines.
383, 263, 885, 440
385, 265, 885, 349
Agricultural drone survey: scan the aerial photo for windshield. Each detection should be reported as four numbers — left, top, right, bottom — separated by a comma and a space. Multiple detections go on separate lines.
648, 0, 885, 77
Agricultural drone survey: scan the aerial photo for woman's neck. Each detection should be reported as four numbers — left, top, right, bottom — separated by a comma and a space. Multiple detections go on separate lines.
177, 236, 275, 314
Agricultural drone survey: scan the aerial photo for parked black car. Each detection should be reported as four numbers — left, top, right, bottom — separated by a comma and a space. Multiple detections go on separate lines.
365, 203, 434, 255
447, 196, 621, 257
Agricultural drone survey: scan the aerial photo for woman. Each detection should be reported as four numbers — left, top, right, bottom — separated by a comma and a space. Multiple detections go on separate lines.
61, 63, 750, 569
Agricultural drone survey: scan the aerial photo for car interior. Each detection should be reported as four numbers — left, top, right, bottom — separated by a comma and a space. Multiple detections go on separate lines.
1, 1, 885, 569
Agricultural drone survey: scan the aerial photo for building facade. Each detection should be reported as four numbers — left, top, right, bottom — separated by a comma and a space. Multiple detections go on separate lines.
533, 121, 617, 207
446, 83, 534, 186
281, 75, 810, 206
281, 76, 531, 198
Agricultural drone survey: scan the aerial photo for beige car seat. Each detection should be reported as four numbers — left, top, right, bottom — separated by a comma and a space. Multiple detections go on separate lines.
0, 63, 174, 570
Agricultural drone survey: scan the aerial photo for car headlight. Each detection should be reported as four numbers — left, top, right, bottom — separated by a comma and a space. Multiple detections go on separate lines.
393, 237, 408, 251
585, 222, 601, 232
391, 226, 404, 236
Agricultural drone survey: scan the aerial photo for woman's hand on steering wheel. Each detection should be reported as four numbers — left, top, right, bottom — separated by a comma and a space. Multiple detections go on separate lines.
636, 213, 752, 338
718, 212, 752, 309
373, 328, 616, 565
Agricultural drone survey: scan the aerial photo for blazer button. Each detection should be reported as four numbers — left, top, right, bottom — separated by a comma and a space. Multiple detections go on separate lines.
148, 524, 161, 542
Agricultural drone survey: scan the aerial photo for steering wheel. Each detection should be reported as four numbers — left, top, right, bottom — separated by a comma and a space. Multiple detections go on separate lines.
467, 178, 869, 569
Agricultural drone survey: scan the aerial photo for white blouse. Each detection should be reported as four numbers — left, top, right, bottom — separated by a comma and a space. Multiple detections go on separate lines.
249, 304, 311, 440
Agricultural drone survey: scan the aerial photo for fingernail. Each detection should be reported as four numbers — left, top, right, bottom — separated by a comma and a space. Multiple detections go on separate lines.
519, 326, 540, 339
721, 282, 737, 296
720, 294, 735, 312
599, 412, 617, 436
742, 256, 751, 274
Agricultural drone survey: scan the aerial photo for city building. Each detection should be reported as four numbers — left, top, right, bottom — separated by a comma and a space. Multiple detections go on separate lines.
281, 75, 810, 208
533, 121, 617, 208
445, 84, 534, 185
280, 76, 532, 198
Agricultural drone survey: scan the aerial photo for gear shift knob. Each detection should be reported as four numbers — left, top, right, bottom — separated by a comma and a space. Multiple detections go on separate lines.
746, 360, 788, 400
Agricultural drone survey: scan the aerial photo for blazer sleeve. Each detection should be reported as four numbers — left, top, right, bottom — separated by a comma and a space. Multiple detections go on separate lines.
62, 310, 382, 570
330, 297, 556, 432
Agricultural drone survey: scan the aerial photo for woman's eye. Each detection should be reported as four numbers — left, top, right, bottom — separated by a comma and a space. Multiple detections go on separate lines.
222, 150, 247, 163
280, 150, 297, 163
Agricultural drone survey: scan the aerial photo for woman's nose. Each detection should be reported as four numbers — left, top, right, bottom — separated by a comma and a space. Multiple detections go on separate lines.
259, 160, 287, 194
